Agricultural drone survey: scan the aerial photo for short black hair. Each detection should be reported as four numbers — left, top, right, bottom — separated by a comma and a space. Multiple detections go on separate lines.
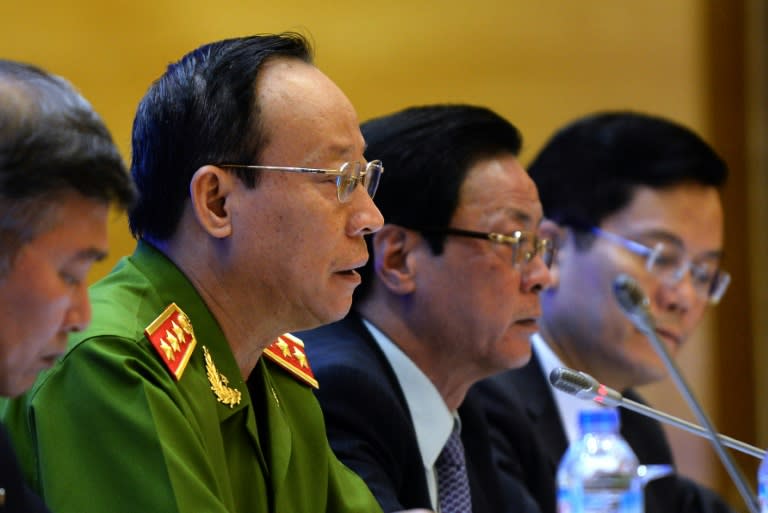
529, 111, 727, 232
0, 59, 134, 274
128, 33, 313, 241
355, 104, 523, 301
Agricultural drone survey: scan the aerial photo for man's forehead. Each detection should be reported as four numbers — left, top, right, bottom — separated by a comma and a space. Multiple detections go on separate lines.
256, 58, 326, 102
256, 59, 364, 165
454, 193, 543, 229
455, 163, 543, 224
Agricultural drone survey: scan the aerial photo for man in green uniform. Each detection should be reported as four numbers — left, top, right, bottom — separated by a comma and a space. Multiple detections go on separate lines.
2, 33, 402, 513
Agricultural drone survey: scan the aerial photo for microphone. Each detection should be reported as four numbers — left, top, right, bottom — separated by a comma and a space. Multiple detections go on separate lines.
549, 367, 765, 459
612, 274, 759, 513
548, 367, 623, 405
613, 273, 654, 331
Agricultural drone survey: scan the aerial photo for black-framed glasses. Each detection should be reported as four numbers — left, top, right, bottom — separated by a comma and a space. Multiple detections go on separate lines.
591, 227, 730, 304
217, 160, 384, 203
416, 227, 556, 269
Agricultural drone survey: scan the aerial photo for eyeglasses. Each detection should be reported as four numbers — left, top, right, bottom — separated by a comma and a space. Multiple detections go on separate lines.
217, 160, 384, 203
591, 227, 730, 304
416, 227, 556, 269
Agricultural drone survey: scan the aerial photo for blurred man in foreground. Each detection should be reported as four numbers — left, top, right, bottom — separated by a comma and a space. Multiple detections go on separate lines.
0, 58, 134, 512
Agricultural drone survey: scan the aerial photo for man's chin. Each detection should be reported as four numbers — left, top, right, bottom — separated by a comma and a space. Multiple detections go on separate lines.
301, 300, 353, 332
327, 305, 353, 325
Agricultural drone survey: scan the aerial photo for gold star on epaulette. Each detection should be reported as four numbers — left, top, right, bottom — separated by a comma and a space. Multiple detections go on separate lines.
165, 329, 180, 352
159, 339, 174, 361
276, 338, 291, 358
292, 346, 308, 368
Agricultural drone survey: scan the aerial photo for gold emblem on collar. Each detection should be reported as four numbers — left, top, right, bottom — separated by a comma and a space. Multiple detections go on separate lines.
203, 345, 241, 407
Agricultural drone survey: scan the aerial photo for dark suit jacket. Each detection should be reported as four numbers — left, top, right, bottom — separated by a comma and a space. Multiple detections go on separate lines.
300, 313, 540, 513
472, 351, 738, 513
0, 423, 49, 513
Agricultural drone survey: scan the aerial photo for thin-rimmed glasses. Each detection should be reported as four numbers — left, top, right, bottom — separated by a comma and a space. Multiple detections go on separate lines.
217, 160, 383, 203
416, 227, 556, 269
591, 227, 730, 304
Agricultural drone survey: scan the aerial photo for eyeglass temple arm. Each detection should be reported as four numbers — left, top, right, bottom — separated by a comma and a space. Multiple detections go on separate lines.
218, 164, 344, 176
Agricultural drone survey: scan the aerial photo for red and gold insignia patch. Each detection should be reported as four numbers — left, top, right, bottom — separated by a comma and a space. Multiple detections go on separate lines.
263, 333, 318, 389
144, 303, 197, 381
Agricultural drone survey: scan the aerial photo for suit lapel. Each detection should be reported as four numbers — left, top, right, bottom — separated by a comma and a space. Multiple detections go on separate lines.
511, 352, 569, 469
620, 389, 675, 465
346, 314, 413, 412
345, 313, 438, 508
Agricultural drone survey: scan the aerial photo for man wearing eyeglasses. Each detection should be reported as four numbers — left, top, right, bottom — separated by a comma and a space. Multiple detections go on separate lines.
1, 34, 400, 513
472, 111, 736, 513
299, 104, 553, 513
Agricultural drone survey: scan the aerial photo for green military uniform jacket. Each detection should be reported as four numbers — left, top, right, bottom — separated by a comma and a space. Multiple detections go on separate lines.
2, 242, 383, 513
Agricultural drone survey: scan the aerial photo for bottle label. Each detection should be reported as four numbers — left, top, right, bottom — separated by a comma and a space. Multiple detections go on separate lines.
557, 487, 643, 513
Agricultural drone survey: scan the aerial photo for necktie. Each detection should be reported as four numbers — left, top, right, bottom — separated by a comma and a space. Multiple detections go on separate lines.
436, 424, 473, 513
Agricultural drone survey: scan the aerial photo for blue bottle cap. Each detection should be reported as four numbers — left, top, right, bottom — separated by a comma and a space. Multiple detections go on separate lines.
578, 408, 619, 434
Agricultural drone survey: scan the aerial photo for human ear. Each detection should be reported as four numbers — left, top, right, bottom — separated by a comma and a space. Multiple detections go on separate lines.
371, 225, 421, 295
189, 165, 234, 239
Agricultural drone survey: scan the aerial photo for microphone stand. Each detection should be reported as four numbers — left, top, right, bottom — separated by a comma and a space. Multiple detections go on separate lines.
614, 274, 760, 513
616, 394, 765, 459
549, 367, 766, 459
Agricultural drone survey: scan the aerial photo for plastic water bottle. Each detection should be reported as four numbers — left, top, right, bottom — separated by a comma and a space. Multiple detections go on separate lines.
758, 451, 768, 513
556, 409, 643, 513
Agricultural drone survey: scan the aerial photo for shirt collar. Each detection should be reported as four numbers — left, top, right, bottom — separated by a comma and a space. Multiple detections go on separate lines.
362, 319, 454, 467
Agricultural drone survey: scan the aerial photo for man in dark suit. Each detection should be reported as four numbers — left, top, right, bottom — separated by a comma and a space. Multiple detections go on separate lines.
301, 104, 554, 513
0, 59, 134, 512
472, 111, 737, 513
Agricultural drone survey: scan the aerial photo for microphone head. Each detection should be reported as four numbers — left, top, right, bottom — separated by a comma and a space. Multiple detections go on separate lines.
549, 367, 598, 398
550, 367, 624, 406
613, 273, 648, 312
613, 273, 655, 331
